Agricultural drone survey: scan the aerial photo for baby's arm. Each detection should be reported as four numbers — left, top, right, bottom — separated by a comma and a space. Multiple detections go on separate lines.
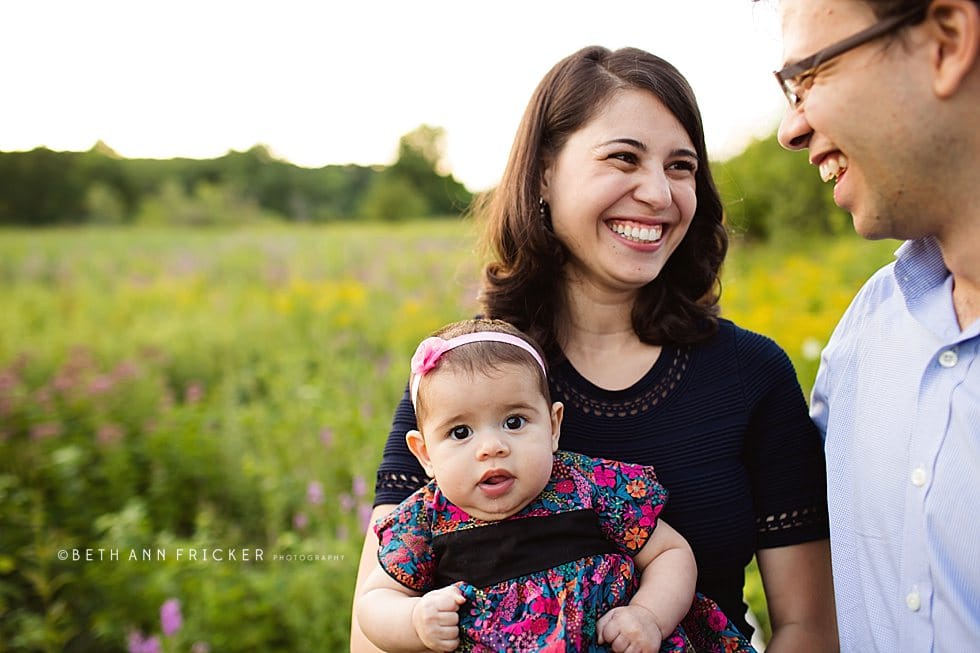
356, 565, 465, 653
597, 519, 696, 652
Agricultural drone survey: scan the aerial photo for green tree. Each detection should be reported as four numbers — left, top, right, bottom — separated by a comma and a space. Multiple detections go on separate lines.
715, 133, 851, 242
387, 125, 472, 217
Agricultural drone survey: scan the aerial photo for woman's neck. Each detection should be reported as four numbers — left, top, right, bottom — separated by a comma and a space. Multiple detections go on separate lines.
558, 282, 661, 391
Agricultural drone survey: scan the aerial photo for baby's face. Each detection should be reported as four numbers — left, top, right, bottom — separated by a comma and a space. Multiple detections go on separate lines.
412, 363, 562, 521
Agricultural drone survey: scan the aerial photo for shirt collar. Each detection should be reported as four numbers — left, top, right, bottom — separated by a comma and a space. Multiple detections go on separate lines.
894, 236, 949, 303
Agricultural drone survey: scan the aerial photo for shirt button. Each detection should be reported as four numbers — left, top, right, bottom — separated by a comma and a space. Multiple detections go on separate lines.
906, 590, 921, 611
911, 467, 928, 487
938, 350, 958, 367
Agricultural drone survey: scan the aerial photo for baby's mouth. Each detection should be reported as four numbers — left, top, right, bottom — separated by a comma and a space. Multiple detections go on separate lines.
819, 154, 848, 183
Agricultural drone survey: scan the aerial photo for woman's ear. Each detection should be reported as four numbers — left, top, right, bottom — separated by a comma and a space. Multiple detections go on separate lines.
550, 401, 564, 452
927, 0, 979, 98
406, 429, 435, 478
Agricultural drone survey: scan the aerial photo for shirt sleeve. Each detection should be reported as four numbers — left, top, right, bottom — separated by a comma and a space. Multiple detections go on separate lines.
373, 382, 430, 507
582, 454, 668, 556
374, 490, 435, 593
736, 329, 830, 548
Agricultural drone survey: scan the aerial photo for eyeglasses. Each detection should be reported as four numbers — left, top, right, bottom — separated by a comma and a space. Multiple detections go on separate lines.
774, 5, 928, 108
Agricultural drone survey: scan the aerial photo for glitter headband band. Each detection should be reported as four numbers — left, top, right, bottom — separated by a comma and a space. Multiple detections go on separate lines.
409, 332, 547, 408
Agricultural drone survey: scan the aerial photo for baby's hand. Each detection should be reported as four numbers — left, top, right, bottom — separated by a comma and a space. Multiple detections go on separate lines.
412, 585, 465, 652
596, 604, 663, 653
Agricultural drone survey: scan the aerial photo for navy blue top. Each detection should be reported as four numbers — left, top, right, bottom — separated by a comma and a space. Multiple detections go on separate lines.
374, 318, 829, 638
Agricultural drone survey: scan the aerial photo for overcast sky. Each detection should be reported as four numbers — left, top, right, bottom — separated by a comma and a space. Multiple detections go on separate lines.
1, 1, 788, 191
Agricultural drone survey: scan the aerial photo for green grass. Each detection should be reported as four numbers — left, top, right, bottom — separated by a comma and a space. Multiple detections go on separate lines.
0, 222, 897, 651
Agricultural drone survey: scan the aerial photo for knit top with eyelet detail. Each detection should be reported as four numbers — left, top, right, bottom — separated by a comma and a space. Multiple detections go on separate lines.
374, 318, 829, 639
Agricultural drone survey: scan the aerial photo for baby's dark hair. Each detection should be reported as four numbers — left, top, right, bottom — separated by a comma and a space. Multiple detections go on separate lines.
413, 319, 551, 422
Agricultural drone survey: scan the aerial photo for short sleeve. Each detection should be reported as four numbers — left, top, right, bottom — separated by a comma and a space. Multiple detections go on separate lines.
374, 490, 436, 592
736, 329, 830, 548
374, 383, 429, 507
577, 454, 668, 556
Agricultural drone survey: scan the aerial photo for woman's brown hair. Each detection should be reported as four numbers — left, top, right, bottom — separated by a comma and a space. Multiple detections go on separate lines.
477, 45, 728, 362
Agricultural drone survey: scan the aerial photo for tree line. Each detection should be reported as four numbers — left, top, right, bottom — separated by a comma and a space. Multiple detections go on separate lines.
0, 125, 471, 226
0, 123, 848, 240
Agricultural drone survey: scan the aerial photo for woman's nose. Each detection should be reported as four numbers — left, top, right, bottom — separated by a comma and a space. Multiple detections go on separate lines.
777, 106, 813, 151
634, 169, 672, 209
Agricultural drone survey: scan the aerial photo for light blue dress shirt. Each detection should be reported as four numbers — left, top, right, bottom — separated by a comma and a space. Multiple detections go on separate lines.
811, 237, 980, 652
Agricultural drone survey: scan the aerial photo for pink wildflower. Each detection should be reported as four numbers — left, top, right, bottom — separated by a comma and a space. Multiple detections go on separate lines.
160, 598, 182, 636
306, 481, 324, 505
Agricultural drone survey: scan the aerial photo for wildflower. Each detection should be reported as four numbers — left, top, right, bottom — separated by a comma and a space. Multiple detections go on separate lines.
307, 481, 324, 505
191, 643, 210, 653
319, 427, 334, 448
358, 503, 373, 531
160, 598, 182, 637
97, 423, 125, 445
184, 382, 204, 404
339, 492, 355, 512
293, 512, 309, 531
802, 337, 824, 361
127, 631, 161, 653
30, 422, 62, 441
352, 475, 367, 497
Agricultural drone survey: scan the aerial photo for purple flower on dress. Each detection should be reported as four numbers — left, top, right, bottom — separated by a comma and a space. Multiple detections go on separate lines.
706, 608, 728, 631
593, 465, 617, 487
160, 598, 182, 636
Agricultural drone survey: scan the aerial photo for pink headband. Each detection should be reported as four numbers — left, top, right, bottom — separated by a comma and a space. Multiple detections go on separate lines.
409, 332, 547, 408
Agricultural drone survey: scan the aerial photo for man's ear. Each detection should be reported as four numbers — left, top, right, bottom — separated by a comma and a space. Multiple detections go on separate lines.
406, 429, 435, 478
927, 0, 979, 98
550, 401, 564, 452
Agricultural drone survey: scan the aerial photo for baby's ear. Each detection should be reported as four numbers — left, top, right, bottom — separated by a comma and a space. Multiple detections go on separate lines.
406, 429, 435, 478
550, 402, 564, 452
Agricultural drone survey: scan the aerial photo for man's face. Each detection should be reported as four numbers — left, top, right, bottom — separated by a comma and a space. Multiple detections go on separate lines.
775, 0, 937, 240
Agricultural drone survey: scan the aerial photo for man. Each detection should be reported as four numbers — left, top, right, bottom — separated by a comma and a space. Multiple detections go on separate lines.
767, 0, 979, 650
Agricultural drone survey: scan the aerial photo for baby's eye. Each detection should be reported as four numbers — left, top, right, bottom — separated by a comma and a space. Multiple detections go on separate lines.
448, 425, 473, 440
503, 415, 527, 431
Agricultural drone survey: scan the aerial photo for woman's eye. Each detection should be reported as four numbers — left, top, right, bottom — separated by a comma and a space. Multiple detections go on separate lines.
668, 160, 697, 173
503, 415, 527, 430
609, 151, 639, 165
449, 425, 472, 440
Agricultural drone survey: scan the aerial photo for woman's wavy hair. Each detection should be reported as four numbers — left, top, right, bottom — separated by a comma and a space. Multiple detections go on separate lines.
476, 45, 728, 362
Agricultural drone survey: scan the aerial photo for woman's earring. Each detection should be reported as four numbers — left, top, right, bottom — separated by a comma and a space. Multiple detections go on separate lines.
538, 197, 553, 231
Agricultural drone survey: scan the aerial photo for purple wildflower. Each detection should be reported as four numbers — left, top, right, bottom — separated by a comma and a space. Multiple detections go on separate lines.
160, 598, 182, 637
307, 481, 324, 505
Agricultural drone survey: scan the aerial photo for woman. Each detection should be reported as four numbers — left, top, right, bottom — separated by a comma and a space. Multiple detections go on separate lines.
352, 45, 836, 652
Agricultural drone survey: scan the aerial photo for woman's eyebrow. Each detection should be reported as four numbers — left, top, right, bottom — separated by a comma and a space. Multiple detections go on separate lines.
599, 138, 646, 150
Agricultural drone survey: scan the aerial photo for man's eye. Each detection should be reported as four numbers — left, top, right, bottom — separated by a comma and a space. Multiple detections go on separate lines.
449, 426, 472, 440
503, 415, 527, 430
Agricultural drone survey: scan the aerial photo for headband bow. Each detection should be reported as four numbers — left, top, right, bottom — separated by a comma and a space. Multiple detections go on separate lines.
409, 331, 546, 407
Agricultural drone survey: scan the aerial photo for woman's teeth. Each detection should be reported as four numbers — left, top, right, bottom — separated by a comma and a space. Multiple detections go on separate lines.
819, 154, 848, 183
610, 222, 663, 243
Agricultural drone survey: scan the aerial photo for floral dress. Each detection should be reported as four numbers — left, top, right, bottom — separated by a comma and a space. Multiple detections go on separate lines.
375, 450, 755, 652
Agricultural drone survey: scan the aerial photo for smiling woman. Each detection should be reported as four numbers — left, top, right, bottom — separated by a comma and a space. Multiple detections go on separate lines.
352, 45, 838, 653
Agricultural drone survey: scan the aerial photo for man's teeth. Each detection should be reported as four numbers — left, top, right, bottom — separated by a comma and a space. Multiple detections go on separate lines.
610, 222, 663, 243
819, 155, 848, 183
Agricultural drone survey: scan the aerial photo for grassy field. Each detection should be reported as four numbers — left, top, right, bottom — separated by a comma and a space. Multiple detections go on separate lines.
0, 222, 897, 651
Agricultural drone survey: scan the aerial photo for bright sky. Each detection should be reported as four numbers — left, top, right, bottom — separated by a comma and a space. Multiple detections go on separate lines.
1, 1, 788, 192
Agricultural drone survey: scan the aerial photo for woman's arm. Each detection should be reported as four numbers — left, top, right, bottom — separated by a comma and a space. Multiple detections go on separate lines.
597, 519, 697, 650
757, 539, 838, 652
350, 504, 397, 653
